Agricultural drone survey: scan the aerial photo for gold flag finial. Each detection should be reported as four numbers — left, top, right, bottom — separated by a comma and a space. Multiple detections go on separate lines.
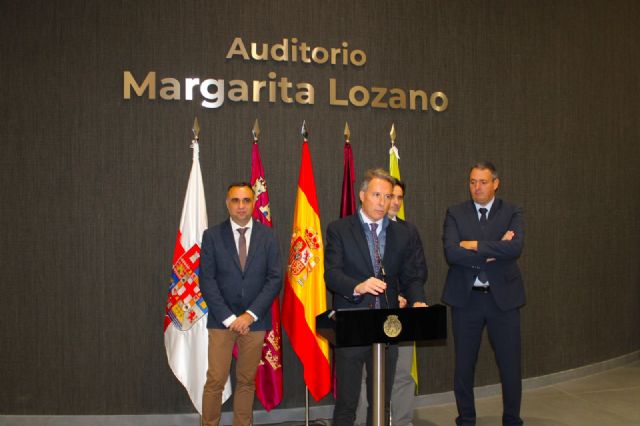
192, 117, 200, 140
301, 120, 309, 139
252, 119, 260, 142
390, 123, 396, 146
344, 122, 351, 143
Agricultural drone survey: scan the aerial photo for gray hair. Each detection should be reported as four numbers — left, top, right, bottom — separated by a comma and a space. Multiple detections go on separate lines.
359, 168, 395, 192
470, 161, 498, 179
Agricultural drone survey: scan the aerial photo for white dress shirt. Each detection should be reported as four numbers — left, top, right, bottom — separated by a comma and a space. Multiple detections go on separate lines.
222, 218, 258, 327
472, 197, 494, 287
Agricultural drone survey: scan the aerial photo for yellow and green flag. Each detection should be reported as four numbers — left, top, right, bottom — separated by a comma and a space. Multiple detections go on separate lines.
389, 141, 419, 391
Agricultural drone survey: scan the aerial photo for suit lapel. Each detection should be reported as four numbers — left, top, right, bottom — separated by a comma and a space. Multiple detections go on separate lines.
488, 198, 501, 220
382, 221, 396, 267
465, 200, 484, 237
349, 215, 375, 276
221, 220, 242, 272
485, 198, 503, 236
244, 222, 262, 271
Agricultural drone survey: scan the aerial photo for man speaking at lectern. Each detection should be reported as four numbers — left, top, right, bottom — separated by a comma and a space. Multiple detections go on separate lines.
442, 162, 525, 426
325, 168, 427, 426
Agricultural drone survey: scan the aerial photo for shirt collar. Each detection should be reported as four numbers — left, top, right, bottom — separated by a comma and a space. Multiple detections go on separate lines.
230, 217, 253, 231
358, 208, 388, 231
474, 197, 495, 214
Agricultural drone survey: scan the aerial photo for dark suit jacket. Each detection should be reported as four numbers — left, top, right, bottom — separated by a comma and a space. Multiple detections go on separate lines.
200, 219, 282, 331
325, 213, 426, 310
442, 198, 525, 311
397, 219, 428, 286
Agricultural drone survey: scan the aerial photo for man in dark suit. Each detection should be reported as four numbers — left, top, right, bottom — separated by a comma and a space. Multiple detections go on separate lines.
442, 162, 525, 426
325, 169, 428, 426
200, 182, 282, 426
354, 178, 429, 426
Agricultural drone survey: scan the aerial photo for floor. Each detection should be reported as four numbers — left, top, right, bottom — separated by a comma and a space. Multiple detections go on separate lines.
1, 360, 637, 426
412, 360, 640, 426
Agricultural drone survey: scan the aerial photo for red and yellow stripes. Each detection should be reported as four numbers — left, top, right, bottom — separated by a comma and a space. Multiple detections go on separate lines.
282, 141, 331, 401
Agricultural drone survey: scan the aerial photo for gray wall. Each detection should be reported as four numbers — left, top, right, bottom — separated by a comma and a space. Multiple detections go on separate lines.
1, 0, 639, 415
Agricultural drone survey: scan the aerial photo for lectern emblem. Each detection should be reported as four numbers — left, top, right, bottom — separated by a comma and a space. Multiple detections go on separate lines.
383, 315, 402, 338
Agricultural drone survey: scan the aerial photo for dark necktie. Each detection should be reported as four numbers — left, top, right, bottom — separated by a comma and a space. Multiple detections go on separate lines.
238, 227, 248, 271
479, 207, 488, 229
478, 208, 488, 283
370, 223, 381, 309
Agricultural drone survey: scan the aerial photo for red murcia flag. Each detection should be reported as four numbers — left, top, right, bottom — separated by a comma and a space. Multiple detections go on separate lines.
250, 140, 283, 411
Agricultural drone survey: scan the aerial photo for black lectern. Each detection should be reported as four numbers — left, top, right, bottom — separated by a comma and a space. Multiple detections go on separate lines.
316, 305, 447, 426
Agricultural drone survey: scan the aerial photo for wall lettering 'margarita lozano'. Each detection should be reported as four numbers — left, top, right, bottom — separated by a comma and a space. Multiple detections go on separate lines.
122, 37, 448, 112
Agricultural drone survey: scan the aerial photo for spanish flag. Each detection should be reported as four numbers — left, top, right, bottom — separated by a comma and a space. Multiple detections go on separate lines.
282, 139, 331, 401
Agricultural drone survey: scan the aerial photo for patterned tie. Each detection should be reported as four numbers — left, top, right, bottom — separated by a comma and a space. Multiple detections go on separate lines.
238, 227, 248, 271
478, 208, 488, 283
370, 223, 382, 309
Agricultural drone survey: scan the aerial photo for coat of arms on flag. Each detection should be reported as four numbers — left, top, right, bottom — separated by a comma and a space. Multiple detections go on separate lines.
288, 226, 321, 281
164, 119, 231, 414
167, 238, 208, 330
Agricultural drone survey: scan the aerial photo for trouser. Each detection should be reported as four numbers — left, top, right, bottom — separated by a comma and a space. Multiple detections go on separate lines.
333, 344, 398, 426
451, 291, 522, 426
201, 328, 265, 426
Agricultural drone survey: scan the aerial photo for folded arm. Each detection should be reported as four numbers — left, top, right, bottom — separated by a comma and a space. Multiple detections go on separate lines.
443, 210, 488, 267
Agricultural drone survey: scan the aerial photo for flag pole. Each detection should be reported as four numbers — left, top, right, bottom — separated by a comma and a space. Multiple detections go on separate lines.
193, 117, 200, 141
252, 118, 260, 143
306, 388, 310, 426
389, 122, 396, 147
301, 120, 311, 426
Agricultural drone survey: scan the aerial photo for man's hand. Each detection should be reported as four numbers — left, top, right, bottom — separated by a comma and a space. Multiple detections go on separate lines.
398, 295, 408, 308
354, 277, 387, 296
229, 312, 254, 335
502, 230, 515, 240
460, 240, 478, 251
412, 301, 428, 308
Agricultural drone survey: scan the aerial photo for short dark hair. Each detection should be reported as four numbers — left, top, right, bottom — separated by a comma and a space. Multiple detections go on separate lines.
226, 182, 254, 195
470, 161, 498, 179
393, 178, 406, 195
359, 168, 395, 192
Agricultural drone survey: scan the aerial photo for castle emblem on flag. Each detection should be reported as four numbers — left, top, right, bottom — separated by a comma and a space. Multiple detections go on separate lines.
258, 331, 282, 370
287, 226, 321, 285
167, 243, 208, 330
253, 176, 267, 197
253, 177, 272, 222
